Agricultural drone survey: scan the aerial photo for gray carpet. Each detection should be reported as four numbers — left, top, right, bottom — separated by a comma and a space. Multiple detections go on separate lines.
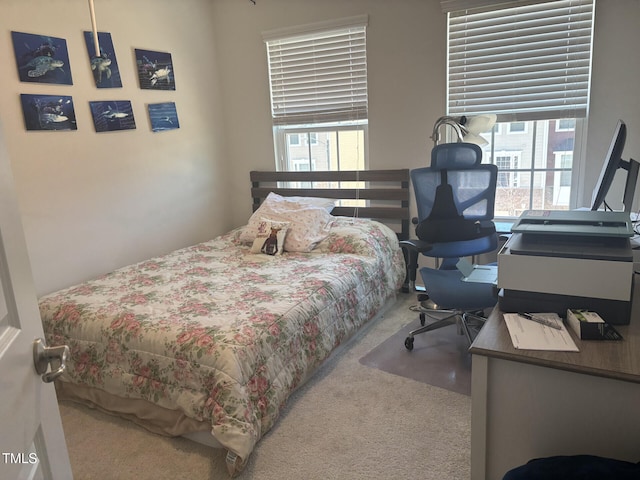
58, 294, 471, 479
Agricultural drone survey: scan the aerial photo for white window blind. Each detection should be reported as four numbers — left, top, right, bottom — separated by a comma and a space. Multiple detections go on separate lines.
448, 0, 594, 121
441, 0, 548, 13
264, 16, 368, 126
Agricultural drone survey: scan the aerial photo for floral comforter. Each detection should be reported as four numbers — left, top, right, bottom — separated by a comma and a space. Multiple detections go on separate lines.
39, 217, 405, 473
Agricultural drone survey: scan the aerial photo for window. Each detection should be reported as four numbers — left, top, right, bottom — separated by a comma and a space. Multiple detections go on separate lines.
481, 120, 576, 215
494, 152, 520, 188
263, 16, 369, 176
556, 119, 576, 132
288, 134, 300, 146
445, 0, 594, 215
508, 123, 526, 135
276, 126, 365, 173
291, 158, 313, 171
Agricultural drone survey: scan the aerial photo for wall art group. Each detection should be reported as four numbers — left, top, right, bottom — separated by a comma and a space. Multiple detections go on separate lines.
12, 30, 178, 133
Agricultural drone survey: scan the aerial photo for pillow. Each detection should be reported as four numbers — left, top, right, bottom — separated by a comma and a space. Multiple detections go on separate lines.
250, 219, 289, 255
240, 197, 334, 252
263, 192, 335, 212
313, 217, 374, 255
313, 217, 399, 257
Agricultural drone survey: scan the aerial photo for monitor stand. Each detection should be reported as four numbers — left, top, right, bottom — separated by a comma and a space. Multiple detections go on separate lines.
622, 158, 640, 213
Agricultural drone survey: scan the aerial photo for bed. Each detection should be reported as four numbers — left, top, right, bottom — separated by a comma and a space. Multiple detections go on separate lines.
39, 169, 410, 476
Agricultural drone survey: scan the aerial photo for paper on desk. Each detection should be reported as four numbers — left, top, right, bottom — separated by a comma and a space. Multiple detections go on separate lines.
503, 313, 579, 351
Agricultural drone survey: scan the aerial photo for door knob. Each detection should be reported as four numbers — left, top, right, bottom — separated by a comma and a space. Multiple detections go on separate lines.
33, 338, 70, 383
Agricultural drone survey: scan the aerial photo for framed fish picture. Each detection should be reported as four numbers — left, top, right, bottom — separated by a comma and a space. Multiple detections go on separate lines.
148, 102, 180, 132
11, 31, 73, 85
134, 49, 175, 90
20, 94, 77, 131
89, 100, 136, 132
83, 31, 122, 88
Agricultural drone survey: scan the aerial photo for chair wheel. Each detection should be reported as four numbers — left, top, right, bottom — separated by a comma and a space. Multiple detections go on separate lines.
405, 336, 414, 351
420, 313, 426, 326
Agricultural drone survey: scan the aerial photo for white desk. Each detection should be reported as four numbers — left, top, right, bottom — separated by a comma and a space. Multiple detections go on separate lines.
469, 288, 640, 480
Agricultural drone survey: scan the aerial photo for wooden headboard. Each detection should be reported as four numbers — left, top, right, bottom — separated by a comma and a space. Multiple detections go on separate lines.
250, 169, 411, 240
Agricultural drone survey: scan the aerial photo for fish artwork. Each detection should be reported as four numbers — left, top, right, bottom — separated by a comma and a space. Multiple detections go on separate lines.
150, 66, 171, 86
20, 93, 77, 131
40, 113, 69, 123
89, 100, 135, 132
25, 55, 64, 78
102, 105, 128, 120
91, 56, 112, 83
38, 98, 69, 125
135, 49, 175, 90
12, 32, 73, 85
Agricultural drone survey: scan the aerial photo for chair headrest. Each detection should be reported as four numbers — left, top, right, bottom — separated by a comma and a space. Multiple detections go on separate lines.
431, 142, 482, 170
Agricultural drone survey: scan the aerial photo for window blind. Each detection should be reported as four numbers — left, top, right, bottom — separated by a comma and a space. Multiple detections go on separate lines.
441, 0, 551, 14
448, 0, 594, 121
264, 17, 368, 126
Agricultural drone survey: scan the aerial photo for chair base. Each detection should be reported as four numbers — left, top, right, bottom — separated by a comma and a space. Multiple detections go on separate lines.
404, 307, 487, 351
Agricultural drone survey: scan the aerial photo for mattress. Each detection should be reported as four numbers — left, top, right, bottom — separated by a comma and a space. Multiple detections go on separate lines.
39, 217, 405, 475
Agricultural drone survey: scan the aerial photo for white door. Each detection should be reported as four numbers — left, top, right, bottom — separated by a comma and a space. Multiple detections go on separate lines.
0, 123, 73, 479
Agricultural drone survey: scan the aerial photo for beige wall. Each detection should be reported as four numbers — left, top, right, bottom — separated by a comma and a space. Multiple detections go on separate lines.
584, 0, 640, 210
3, 0, 639, 296
0, 0, 229, 296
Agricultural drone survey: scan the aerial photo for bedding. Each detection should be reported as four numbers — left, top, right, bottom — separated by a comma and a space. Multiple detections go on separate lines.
39, 216, 405, 475
239, 191, 336, 252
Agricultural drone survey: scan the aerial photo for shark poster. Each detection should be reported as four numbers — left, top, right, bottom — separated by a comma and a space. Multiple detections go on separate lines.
148, 102, 179, 132
20, 94, 77, 131
83, 31, 122, 88
134, 49, 175, 90
89, 100, 136, 132
12, 31, 73, 85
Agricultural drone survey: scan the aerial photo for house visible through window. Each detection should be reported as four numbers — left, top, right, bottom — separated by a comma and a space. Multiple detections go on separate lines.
481, 119, 576, 215
495, 153, 520, 188
508, 123, 526, 135
446, 0, 594, 216
263, 16, 369, 188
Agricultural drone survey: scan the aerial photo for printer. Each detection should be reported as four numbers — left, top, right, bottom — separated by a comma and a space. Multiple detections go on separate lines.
498, 210, 634, 325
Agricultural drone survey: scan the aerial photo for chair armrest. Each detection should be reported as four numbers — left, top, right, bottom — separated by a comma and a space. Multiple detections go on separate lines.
399, 239, 433, 289
399, 239, 433, 253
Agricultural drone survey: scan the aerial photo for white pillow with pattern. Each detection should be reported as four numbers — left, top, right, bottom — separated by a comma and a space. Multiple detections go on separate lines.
240, 198, 334, 252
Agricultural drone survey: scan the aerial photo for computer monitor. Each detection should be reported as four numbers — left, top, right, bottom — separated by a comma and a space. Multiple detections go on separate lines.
590, 120, 639, 212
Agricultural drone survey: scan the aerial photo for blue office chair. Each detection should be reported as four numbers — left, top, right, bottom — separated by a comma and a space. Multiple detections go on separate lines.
401, 142, 498, 351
